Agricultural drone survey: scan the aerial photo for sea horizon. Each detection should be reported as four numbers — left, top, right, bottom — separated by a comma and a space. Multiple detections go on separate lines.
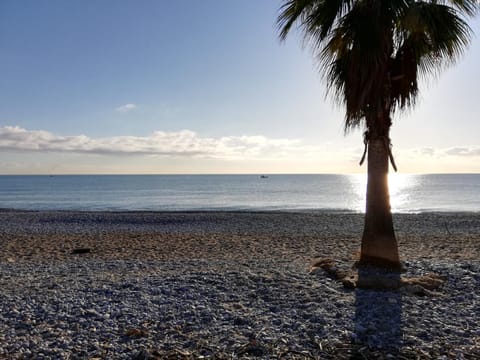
1, 173, 478, 214
1, 171, 476, 176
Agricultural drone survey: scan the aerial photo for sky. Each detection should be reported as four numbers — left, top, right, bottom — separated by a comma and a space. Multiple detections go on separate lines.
0, 0, 479, 174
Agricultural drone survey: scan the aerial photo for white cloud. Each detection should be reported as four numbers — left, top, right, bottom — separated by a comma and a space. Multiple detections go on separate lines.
1, 126, 478, 174
115, 103, 137, 112
444, 147, 480, 157
0, 126, 308, 159
400, 146, 480, 159
417, 147, 436, 157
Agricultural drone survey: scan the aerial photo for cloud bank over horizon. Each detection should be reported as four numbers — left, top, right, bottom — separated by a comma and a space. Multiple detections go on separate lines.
0, 126, 306, 159
0, 126, 478, 174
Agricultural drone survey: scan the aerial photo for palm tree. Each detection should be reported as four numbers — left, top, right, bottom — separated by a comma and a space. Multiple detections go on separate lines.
278, 0, 478, 270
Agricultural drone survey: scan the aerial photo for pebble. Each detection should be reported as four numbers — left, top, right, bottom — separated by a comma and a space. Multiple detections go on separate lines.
0, 257, 478, 358
0, 210, 478, 358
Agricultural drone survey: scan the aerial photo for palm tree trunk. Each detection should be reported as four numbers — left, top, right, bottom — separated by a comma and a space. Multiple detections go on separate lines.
359, 129, 401, 270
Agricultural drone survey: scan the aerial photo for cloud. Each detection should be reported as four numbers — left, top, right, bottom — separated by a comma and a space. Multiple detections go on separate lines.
398, 146, 480, 159
444, 147, 480, 157
0, 126, 306, 159
2, 126, 478, 168
115, 103, 137, 112
418, 147, 436, 157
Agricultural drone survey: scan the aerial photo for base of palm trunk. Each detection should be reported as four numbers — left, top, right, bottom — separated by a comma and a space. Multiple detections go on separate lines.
310, 258, 445, 294
357, 254, 402, 271
359, 233, 401, 270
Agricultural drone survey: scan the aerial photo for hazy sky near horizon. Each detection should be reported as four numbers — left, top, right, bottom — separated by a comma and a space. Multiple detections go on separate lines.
1, 0, 479, 174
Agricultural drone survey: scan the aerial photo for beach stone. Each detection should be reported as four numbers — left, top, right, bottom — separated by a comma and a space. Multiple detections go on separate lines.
0, 211, 479, 358
131, 350, 150, 360
71, 248, 91, 255
124, 328, 148, 338
238, 339, 267, 357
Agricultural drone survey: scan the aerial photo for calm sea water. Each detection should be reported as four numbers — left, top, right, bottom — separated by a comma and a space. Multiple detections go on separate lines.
0, 174, 478, 213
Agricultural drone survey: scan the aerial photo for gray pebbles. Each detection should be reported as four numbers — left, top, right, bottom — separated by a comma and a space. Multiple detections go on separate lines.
0, 210, 479, 359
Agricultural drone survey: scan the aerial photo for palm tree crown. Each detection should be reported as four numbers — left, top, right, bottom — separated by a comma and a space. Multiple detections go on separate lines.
278, 0, 477, 131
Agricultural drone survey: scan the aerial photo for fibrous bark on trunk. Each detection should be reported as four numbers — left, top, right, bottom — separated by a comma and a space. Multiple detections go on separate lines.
359, 126, 401, 270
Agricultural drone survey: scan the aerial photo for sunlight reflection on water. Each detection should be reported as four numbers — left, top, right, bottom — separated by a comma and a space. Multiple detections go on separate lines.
349, 173, 418, 213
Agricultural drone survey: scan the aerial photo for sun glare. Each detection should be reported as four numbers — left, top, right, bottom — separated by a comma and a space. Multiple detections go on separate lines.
349, 173, 415, 212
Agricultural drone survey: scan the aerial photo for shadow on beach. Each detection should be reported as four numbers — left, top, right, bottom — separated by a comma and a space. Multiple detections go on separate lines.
351, 268, 403, 358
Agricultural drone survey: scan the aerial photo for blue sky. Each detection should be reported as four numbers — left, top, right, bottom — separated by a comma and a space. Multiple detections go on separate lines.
1, 0, 479, 174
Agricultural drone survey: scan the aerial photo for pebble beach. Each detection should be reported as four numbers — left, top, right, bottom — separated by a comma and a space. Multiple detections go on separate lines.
1, 210, 479, 359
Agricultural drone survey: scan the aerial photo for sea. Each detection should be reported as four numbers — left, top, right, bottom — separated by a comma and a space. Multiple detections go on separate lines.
0, 174, 478, 213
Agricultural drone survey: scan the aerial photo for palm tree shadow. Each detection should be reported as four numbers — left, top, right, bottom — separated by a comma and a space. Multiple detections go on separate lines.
351, 268, 402, 358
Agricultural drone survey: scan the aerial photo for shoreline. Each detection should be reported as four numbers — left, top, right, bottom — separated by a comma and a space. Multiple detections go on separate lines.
1, 207, 479, 214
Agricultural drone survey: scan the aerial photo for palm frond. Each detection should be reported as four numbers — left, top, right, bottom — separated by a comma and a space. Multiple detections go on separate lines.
277, 0, 479, 131
277, 0, 317, 41
443, 0, 479, 16
321, 1, 393, 127
399, 1, 472, 75
302, 0, 353, 42
278, 0, 354, 43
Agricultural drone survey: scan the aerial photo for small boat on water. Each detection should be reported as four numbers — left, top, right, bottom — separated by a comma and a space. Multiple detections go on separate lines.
260, 175, 269, 179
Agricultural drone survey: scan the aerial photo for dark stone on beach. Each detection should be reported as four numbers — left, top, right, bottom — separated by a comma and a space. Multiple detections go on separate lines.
71, 248, 91, 255
124, 328, 148, 338
235, 337, 268, 357
242, 342, 266, 357
233, 316, 250, 326
131, 349, 151, 360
